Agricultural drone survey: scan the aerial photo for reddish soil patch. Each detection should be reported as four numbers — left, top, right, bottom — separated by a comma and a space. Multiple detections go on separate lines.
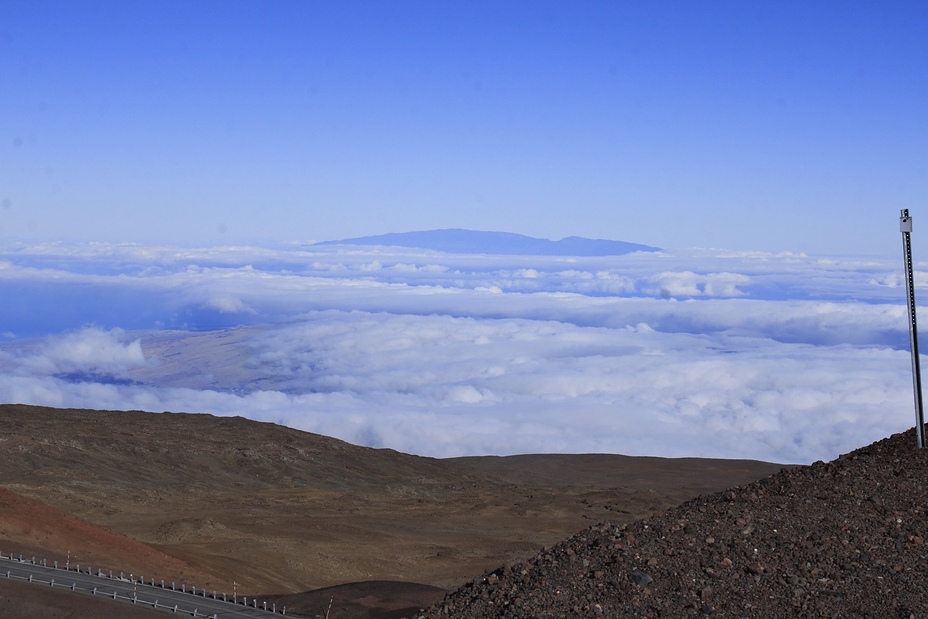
0, 488, 221, 589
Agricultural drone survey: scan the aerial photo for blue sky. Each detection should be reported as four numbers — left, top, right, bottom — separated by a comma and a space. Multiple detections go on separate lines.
2, 1, 927, 254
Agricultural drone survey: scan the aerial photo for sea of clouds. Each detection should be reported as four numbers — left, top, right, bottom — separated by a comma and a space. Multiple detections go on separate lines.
0, 240, 922, 464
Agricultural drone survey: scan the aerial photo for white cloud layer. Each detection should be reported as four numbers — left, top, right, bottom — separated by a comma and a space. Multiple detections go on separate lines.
36, 327, 148, 378
0, 241, 923, 464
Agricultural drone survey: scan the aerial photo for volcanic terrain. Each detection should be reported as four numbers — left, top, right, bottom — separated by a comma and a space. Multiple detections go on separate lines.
0, 403, 785, 618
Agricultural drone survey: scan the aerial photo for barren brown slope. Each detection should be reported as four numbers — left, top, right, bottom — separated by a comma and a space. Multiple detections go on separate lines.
0, 404, 785, 596
450, 453, 788, 504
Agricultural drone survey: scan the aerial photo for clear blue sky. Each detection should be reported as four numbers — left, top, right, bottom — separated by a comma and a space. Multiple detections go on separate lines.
2, 1, 926, 254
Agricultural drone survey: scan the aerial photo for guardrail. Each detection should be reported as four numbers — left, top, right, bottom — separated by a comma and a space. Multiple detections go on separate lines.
0, 551, 285, 617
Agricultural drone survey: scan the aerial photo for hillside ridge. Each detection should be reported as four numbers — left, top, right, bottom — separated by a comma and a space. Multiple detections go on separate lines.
0, 403, 781, 597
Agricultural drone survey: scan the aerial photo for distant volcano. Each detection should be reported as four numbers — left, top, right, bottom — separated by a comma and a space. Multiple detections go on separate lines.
314, 229, 660, 256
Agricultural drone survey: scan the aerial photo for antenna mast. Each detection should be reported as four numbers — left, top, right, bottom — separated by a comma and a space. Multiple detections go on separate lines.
900, 209, 925, 448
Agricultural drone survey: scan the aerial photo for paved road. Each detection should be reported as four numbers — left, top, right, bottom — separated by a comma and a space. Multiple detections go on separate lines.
0, 554, 285, 617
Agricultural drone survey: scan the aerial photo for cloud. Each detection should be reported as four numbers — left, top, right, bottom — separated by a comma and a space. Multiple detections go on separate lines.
2, 327, 150, 380
203, 294, 255, 314
35, 327, 149, 378
0, 241, 921, 464
645, 271, 751, 297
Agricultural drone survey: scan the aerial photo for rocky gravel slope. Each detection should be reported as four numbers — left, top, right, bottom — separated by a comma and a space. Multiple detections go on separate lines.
425, 427, 928, 618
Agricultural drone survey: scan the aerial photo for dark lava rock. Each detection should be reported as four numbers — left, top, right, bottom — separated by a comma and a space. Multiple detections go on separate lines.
422, 427, 928, 619
629, 571, 653, 588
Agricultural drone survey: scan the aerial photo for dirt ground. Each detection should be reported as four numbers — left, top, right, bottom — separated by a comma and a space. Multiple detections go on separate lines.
0, 404, 786, 618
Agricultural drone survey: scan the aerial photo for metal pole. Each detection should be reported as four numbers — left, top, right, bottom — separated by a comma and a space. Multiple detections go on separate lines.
900, 209, 925, 447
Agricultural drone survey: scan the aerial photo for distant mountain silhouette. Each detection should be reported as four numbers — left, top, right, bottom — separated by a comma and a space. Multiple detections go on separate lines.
315, 229, 660, 256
